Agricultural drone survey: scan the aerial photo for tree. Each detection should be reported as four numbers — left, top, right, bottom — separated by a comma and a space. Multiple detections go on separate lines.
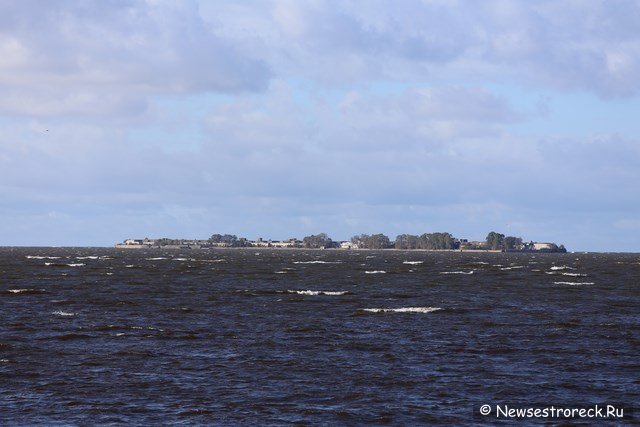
209, 234, 240, 246
486, 231, 505, 250
303, 233, 333, 248
425, 232, 456, 249
395, 234, 419, 249
351, 233, 391, 249
504, 236, 523, 251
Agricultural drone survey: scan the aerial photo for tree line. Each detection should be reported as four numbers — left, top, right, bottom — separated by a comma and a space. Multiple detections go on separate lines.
149, 231, 565, 251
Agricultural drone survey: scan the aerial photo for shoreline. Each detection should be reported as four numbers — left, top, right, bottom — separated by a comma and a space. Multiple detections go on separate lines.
112, 245, 557, 254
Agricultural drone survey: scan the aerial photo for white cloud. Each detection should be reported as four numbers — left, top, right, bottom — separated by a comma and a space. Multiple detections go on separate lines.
0, 0, 269, 117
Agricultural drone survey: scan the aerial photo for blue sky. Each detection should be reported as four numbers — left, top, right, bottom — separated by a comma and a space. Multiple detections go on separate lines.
1, 0, 639, 251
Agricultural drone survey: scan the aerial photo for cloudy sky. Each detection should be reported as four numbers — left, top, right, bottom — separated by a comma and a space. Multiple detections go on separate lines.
1, 0, 639, 251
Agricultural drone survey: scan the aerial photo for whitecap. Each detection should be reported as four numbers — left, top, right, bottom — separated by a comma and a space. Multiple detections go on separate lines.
361, 307, 442, 313
365, 270, 386, 274
146, 257, 168, 260
500, 266, 524, 270
52, 310, 76, 317
26, 256, 60, 260
286, 290, 349, 296
76, 256, 99, 260
562, 272, 587, 277
293, 260, 342, 264
7, 289, 45, 294
553, 281, 594, 286
124, 265, 135, 268
403, 261, 424, 265
274, 271, 288, 274
67, 263, 85, 267
550, 265, 576, 271
440, 270, 474, 275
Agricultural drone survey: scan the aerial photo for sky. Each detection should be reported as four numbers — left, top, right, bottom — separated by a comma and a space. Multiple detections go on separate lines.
1, 0, 639, 251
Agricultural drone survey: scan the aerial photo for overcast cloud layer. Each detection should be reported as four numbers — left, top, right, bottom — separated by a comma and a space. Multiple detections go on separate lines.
1, 0, 639, 251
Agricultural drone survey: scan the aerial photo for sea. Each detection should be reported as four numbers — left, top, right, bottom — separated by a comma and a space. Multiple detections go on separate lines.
0, 247, 638, 425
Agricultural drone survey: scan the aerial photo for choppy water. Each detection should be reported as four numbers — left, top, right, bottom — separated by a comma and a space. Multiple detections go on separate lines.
1, 248, 638, 425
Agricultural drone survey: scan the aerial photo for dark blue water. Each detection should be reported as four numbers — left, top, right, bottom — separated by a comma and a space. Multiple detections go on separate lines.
1, 248, 638, 425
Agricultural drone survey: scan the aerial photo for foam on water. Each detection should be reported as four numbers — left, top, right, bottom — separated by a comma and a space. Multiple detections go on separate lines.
403, 261, 424, 265
550, 266, 575, 270
553, 281, 595, 286
440, 270, 474, 275
365, 270, 386, 274
26, 256, 60, 259
286, 290, 350, 296
52, 310, 76, 317
361, 307, 442, 313
500, 266, 524, 270
67, 263, 85, 267
6, 289, 46, 294
76, 256, 99, 260
562, 272, 587, 277
293, 260, 342, 264
146, 257, 168, 261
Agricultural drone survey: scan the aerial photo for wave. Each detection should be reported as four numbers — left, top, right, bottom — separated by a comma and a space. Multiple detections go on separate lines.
440, 270, 474, 275
500, 266, 524, 270
146, 257, 168, 260
26, 256, 60, 259
5, 289, 47, 294
365, 270, 386, 274
360, 306, 442, 313
76, 256, 99, 260
52, 310, 76, 317
553, 281, 594, 286
67, 263, 85, 267
293, 260, 342, 264
285, 290, 350, 296
124, 265, 136, 268
562, 272, 587, 277
403, 261, 424, 265
550, 265, 575, 270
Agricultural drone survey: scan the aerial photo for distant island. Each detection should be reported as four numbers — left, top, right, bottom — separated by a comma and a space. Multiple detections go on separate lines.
116, 231, 567, 253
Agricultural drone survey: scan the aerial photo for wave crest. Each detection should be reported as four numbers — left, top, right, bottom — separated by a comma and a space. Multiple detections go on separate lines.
361, 307, 442, 313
